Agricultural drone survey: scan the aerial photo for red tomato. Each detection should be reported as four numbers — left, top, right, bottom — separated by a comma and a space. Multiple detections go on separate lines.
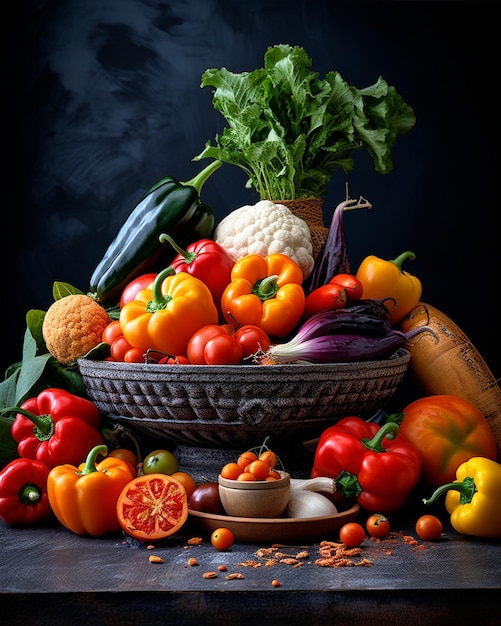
108, 448, 139, 477
158, 355, 190, 365
110, 336, 144, 362
399, 395, 497, 487
119, 273, 157, 308
415, 515, 442, 541
170, 471, 197, 499
187, 324, 233, 364
366, 513, 390, 538
303, 283, 347, 318
204, 334, 243, 365
102, 320, 122, 345
123, 347, 145, 363
339, 522, 366, 547
329, 273, 364, 301
188, 483, 224, 514
234, 325, 271, 359
116, 474, 188, 542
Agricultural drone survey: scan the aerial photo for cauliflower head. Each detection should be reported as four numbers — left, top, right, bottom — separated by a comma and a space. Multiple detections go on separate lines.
214, 200, 314, 278
42, 294, 110, 364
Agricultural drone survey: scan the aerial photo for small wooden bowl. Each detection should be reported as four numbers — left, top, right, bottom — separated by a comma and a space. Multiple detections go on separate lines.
218, 471, 291, 518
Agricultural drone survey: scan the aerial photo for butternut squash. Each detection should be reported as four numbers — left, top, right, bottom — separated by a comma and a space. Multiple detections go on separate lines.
399, 302, 501, 459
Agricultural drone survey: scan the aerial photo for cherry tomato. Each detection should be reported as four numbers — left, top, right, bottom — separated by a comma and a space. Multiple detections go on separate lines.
237, 450, 258, 469
119, 273, 157, 308
366, 513, 390, 538
187, 324, 231, 364
237, 472, 256, 481
170, 471, 197, 499
259, 450, 277, 469
110, 336, 144, 362
108, 448, 139, 477
303, 283, 347, 318
159, 355, 190, 365
415, 515, 442, 541
211, 527, 234, 551
204, 334, 243, 365
123, 347, 145, 363
329, 273, 364, 301
339, 522, 365, 547
220, 462, 243, 480
188, 482, 224, 514
142, 449, 179, 475
234, 325, 271, 359
102, 320, 123, 345
245, 459, 271, 480
108, 448, 138, 466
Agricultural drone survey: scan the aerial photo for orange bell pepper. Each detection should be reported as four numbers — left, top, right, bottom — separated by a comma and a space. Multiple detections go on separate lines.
47, 444, 134, 537
119, 267, 218, 357
355, 251, 422, 325
221, 253, 305, 337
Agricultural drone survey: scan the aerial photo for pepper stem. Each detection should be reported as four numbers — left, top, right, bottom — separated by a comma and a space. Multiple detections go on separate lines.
0, 407, 54, 440
362, 422, 400, 453
390, 251, 416, 273
147, 266, 176, 312
79, 444, 109, 475
422, 476, 477, 506
253, 275, 279, 301
20, 483, 44, 505
159, 234, 197, 264
336, 470, 362, 501
182, 160, 222, 194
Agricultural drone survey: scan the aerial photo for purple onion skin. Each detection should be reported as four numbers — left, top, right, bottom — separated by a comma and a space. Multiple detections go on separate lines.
267, 326, 435, 364
296, 309, 393, 342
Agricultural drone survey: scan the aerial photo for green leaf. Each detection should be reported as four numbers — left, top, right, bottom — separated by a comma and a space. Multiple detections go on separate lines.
43, 359, 87, 398
195, 44, 415, 199
0, 369, 21, 409
15, 353, 53, 403
25, 309, 47, 355
0, 415, 19, 469
53, 281, 84, 300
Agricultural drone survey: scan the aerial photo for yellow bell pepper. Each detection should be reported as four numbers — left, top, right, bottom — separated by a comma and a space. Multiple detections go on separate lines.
422, 456, 501, 539
119, 267, 218, 357
355, 251, 422, 325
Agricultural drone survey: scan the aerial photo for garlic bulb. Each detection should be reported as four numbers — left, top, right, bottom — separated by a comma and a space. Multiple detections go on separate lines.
285, 490, 338, 518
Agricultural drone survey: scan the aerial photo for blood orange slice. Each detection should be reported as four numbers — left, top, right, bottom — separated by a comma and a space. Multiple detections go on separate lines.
116, 473, 188, 541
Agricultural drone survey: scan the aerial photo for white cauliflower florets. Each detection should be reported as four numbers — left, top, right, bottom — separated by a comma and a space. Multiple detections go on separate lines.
214, 200, 314, 278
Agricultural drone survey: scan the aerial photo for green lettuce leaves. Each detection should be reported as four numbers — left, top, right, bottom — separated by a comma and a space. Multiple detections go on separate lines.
195, 44, 416, 199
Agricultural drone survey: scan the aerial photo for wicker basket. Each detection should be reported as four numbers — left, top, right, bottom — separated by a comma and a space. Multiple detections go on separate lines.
78, 349, 410, 448
278, 197, 329, 260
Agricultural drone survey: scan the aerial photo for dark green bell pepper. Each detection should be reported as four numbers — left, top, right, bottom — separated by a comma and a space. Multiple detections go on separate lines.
89, 159, 221, 305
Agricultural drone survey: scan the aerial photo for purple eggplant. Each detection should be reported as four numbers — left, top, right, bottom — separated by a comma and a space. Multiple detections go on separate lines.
303, 195, 372, 295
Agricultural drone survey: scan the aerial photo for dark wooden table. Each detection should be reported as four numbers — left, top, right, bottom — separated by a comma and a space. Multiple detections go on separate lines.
2, 500, 499, 626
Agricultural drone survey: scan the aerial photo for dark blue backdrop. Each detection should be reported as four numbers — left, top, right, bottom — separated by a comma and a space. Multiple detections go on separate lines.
6, 0, 499, 379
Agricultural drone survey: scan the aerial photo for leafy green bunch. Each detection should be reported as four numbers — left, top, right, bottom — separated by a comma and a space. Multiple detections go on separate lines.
195, 44, 416, 200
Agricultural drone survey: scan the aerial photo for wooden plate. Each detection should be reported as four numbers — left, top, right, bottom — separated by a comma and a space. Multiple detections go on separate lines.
187, 504, 360, 544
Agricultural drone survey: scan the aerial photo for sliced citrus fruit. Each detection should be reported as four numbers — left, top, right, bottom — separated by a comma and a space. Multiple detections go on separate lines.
116, 473, 188, 542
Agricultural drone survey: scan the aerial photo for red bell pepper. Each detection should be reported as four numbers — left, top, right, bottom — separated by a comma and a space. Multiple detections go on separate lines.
159, 235, 234, 320
0, 457, 53, 526
7, 388, 104, 468
311, 416, 422, 513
